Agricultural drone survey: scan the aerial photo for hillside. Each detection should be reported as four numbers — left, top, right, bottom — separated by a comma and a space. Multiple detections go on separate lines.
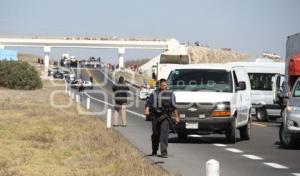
188, 46, 253, 63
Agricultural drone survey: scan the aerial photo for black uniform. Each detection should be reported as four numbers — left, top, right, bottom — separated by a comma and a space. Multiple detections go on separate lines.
78, 84, 85, 92
146, 89, 176, 157
112, 84, 130, 109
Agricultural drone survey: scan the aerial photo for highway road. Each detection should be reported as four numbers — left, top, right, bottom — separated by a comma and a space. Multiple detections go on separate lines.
70, 67, 300, 176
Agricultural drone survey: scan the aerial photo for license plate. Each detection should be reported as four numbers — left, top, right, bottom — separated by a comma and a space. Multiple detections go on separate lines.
185, 122, 198, 129
199, 114, 205, 119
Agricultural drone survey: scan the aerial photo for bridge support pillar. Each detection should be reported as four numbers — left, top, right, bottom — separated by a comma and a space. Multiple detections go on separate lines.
43, 46, 51, 78
44, 46, 51, 68
118, 47, 125, 70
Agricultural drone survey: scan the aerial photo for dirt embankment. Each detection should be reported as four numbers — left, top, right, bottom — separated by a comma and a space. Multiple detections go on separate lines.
188, 46, 253, 63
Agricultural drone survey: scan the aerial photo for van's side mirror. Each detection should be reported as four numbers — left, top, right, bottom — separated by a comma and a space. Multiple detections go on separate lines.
236, 81, 246, 91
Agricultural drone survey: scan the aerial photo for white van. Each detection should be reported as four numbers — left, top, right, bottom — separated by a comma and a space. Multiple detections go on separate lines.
230, 59, 285, 121
167, 64, 252, 143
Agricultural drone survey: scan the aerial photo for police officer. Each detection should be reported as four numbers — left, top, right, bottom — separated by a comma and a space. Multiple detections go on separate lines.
144, 79, 179, 158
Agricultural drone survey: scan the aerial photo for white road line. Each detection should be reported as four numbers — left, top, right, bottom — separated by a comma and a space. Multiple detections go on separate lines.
99, 69, 115, 83
292, 173, 300, 176
84, 92, 146, 119
225, 148, 244, 153
263, 163, 288, 169
242, 154, 263, 160
127, 109, 146, 119
213, 144, 227, 147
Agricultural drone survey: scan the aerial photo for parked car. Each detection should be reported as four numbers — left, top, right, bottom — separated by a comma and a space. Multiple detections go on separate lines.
71, 79, 93, 89
48, 67, 59, 76
167, 64, 252, 143
230, 59, 285, 121
274, 33, 300, 148
53, 71, 64, 79
63, 70, 75, 82
138, 87, 155, 100
279, 78, 300, 148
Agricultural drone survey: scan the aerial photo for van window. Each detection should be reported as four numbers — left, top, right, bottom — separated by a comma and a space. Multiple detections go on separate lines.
248, 73, 275, 91
293, 81, 300, 97
167, 69, 233, 92
160, 54, 189, 64
232, 71, 239, 88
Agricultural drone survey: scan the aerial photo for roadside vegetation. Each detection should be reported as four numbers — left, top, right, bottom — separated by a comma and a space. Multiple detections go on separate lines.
0, 61, 42, 90
0, 54, 169, 176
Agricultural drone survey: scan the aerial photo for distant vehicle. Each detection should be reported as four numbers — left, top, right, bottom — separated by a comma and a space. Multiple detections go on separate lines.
230, 59, 285, 121
71, 79, 93, 89
63, 70, 75, 82
278, 77, 300, 148
262, 52, 281, 60
138, 86, 155, 100
48, 67, 60, 76
138, 79, 156, 100
53, 71, 64, 79
62, 53, 70, 60
167, 64, 252, 143
273, 33, 300, 148
153, 53, 190, 80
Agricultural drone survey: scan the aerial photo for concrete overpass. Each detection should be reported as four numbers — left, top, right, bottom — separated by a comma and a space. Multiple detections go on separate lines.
0, 36, 183, 69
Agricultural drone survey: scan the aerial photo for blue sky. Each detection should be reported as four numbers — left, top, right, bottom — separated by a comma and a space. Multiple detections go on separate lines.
0, 0, 299, 63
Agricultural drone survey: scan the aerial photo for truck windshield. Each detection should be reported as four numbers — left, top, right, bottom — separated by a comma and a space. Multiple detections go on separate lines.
293, 81, 300, 97
248, 73, 275, 91
167, 69, 232, 92
160, 54, 189, 64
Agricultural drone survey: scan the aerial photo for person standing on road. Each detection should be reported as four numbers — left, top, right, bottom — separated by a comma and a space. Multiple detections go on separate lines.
112, 76, 130, 127
78, 82, 85, 102
90, 76, 94, 83
144, 78, 180, 158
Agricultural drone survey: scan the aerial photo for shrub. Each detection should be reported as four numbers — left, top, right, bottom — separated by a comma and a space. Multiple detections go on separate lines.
0, 61, 42, 90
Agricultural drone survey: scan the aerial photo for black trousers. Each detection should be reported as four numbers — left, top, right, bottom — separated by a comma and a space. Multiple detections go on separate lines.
151, 116, 170, 155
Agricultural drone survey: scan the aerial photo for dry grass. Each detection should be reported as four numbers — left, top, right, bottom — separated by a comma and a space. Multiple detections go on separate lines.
17, 53, 44, 76
0, 79, 169, 176
17, 53, 40, 64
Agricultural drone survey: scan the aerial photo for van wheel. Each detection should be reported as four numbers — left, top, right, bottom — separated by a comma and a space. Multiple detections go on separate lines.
279, 124, 298, 149
225, 120, 236, 144
256, 108, 268, 122
177, 133, 188, 139
240, 118, 251, 140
